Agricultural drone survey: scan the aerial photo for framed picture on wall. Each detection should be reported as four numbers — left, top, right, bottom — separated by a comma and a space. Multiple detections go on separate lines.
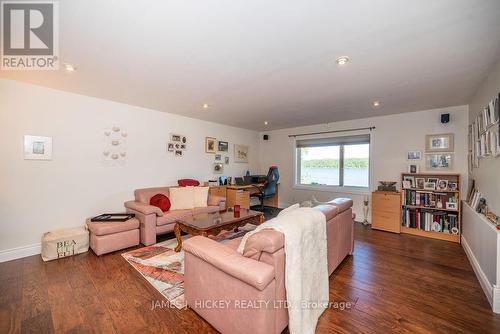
406, 151, 421, 161
234, 144, 249, 163
24, 135, 52, 160
218, 141, 229, 152
205, 137, 216, 153
425, 153, 453, 171
425, 133, 454, 152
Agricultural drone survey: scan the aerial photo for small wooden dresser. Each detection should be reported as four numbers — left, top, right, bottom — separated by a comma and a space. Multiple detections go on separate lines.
371, 191, 401, 233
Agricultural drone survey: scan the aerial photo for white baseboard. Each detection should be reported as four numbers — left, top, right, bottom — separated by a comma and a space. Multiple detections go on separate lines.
0, 243, 41, 263
461, 235, 500, 313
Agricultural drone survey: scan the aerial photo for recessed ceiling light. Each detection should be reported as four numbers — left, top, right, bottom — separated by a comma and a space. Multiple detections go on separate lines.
264, 121, 269, 125
372, 100, 381, 107
335, 56, 349, 66
64, 64, 76, 72
202, 103, 210, 110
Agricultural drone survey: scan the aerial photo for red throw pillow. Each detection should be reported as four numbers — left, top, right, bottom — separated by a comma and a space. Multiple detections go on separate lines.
178, 179, 200, 187
150, 194, 171, 212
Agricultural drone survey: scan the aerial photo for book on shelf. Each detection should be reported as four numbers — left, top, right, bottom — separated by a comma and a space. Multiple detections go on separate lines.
402, 189, 457, 210
401, 207, 459, 233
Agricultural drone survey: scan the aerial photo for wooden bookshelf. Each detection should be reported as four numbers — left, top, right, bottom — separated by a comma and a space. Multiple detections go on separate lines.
401, 172, 461, 243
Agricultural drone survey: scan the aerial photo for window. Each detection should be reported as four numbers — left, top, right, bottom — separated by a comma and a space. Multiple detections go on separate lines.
296, 134, 370, 188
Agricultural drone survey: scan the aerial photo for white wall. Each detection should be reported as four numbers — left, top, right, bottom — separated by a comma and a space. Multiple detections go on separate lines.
468, 58, 500, 214
259, 106, 469, 220
0, 79, 260, 257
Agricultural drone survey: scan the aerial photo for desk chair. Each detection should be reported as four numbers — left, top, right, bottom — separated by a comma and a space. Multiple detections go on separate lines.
250, 166, 279, 211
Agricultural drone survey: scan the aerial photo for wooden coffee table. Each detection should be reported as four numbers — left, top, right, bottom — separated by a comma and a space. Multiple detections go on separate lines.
174, 209, 264, 252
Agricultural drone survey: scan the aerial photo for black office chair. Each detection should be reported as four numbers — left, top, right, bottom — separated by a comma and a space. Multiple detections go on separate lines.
250, 166, 279, 212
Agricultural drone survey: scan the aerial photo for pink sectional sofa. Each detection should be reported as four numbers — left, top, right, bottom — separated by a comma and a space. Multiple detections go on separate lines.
183, 198, 354, 334
124, 187, 226, 246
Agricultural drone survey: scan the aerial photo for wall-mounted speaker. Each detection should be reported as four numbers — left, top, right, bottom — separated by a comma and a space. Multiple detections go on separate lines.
441, 113, 450, 124
263, 134, 269, 140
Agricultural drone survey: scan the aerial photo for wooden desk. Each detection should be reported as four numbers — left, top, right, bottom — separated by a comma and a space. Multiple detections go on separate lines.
225, 184, 279, 209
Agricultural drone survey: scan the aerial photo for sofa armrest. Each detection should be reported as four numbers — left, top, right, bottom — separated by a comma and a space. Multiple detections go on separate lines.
208, 195, 225, 207
183, 236, 274, 291
124, 201, 164, 217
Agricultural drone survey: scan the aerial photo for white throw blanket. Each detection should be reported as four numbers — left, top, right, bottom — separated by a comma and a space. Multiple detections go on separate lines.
237, 207, 329, 334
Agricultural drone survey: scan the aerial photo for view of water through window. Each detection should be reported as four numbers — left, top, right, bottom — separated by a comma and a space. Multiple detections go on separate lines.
299, 144, 369, 187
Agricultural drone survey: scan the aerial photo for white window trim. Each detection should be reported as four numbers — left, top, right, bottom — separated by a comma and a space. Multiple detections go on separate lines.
293, 134, 373, 193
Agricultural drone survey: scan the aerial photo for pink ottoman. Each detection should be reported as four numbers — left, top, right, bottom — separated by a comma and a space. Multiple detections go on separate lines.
86, 218, 140, 256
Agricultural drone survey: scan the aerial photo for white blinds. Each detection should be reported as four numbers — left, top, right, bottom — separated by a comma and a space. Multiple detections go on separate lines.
295, 134, 370, 148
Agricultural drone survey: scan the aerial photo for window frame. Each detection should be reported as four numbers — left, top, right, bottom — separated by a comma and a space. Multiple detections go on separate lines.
293, 135, 372, 194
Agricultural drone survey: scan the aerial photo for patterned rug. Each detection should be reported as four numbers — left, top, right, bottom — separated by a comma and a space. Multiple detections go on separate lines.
121, 224, 256, 309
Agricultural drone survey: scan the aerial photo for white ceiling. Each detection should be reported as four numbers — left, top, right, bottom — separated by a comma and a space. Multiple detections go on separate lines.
2, 0, 500, 131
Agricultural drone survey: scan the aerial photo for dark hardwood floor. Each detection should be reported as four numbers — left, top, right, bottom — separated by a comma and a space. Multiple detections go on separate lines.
1, 223, 499, 334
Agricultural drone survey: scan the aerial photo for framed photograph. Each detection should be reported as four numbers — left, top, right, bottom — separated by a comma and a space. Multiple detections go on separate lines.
234, 144, 249, 163
403, 176, 415, 188
446, 202, 457, 210
402, 181, 412, 189
218, 141, 229, 152
425, 133, 454, 152
205, 137, 216, 153
448, 182, 458, 191
424, 182, 436, 191
174, 142, 181, 150
215, 154, 221, 161
425, 153, 453, 171
175, 150, 183, 157
406, 151, 421, 161
181, 136, 187, 144
167, 142, 174, 152
483, 107, 492, 129
24, 135, 52, 160
224, 156, 230, 164
436, 179, 448, 191
213, 162, 224, 174
415, 178, 425, 190
407, 164, 419, 174
474, 141, 480, 167
180, 144, 186, 150
427, 177, 438, 184
478, 113, 484, 133
492, 129, 500, 157
171, 134, 182, 142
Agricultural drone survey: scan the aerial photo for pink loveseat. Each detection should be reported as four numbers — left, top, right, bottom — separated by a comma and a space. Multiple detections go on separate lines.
183, 198, 354, 334
124, 187, 226, 246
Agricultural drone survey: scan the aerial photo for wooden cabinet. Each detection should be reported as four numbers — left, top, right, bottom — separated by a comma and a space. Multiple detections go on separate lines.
226, 189, 251, 209
209, 186, 226, 198
371, 191, 401, 233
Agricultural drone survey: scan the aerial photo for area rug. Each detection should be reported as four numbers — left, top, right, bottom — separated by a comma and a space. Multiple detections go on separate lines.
121, 224, 256, 309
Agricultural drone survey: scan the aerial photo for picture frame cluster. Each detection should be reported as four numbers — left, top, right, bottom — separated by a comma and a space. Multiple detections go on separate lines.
167, 134, 187, 157
469, 92, 500, 172
204, 137, 245, 174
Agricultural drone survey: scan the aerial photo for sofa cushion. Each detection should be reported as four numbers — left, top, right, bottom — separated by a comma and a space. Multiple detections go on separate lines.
314, 204, 339, 221
243, 229, 284, 260
149, 193, 171, 212
86, 218, 139, 236
135, 187, 170, 204
156, 209, 192, 226
327, 198, 353, 213
178, 179, 200, 187
193, 187, 209, 207
169, 186, 195, 210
